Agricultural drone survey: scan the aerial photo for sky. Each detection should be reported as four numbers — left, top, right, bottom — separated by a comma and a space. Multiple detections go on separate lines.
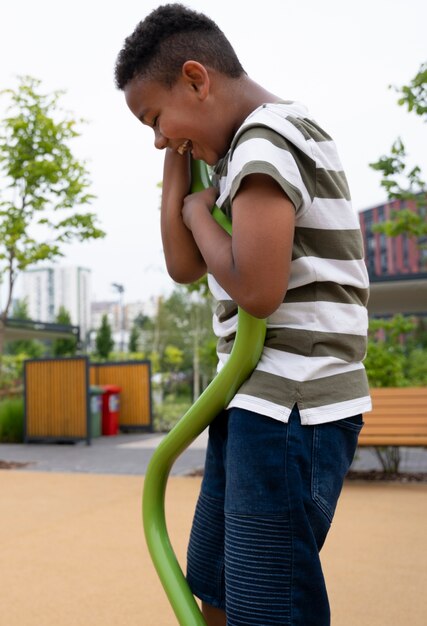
0, 0, 426, 305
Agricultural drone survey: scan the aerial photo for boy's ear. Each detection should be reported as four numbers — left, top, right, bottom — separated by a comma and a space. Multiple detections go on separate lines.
181, 61, 210, 100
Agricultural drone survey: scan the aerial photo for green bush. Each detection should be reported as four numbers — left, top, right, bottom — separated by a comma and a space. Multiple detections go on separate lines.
405, 348, 427, 385
0, 397, 24, 443
0, 354, 27, 390
363, 315, 426, 475
153, 395, 192, 432
364, 340, 407, 387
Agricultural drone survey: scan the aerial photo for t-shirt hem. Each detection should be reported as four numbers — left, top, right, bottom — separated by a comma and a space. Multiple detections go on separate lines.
227, 394, 372, 425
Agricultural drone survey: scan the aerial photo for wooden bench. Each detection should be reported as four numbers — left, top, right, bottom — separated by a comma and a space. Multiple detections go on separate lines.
358, 387, 427, 447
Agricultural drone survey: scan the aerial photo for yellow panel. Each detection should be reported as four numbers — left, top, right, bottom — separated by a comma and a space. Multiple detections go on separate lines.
89, 367, 97, 385
95, 363, 151, 427
26, 358, 88, 439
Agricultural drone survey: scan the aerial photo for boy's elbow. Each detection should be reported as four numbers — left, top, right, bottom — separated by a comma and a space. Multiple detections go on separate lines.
238, 288, 286, 319
163, 247, 207, 284
241, 302, 279, 319
165, 259, 207, 285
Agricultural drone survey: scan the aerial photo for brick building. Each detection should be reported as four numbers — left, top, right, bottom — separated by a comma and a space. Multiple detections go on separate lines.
358, 197, 427, 316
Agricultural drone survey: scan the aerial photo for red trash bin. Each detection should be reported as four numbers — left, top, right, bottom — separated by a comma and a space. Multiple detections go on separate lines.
100, 385, 121, 436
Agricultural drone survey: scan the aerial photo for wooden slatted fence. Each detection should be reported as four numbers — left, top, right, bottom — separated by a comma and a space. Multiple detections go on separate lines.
24, 357, 90, 443
90, 360, 152, 431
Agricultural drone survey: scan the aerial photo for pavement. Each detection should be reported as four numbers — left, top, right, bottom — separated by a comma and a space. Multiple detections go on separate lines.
1, 433, 427, 625
0, 429, 427, 475
0, 431, 210, 475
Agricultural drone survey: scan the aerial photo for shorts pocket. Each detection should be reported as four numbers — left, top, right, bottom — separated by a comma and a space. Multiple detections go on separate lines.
311, 415, 363, 522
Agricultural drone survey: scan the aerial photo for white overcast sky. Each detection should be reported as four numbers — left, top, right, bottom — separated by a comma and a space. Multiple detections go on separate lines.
0, 0, 426, 304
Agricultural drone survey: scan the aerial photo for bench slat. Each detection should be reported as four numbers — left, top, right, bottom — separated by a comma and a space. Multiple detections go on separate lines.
371, 404, 426, 412
370, 414, 427, 421
361, 427, 427, 436
358, 387, 427, 446
370, 388, 427, 396
362, 416, 427, 425
359, 436, 427, 446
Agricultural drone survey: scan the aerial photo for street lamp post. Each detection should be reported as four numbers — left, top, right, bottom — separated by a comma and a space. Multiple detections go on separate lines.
111, 282, 125, 353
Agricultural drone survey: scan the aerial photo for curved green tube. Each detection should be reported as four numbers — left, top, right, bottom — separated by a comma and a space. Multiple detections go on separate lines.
142, 160, 267, 625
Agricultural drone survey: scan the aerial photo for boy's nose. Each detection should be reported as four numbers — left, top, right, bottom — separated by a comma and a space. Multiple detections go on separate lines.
154, 129, 167, 150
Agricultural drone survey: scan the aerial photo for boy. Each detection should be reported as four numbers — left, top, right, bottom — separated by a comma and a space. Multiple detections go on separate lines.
115, 5, 372, 625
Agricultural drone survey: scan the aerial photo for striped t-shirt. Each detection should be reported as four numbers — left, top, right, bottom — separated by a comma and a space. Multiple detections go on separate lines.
209, 101, 372, 425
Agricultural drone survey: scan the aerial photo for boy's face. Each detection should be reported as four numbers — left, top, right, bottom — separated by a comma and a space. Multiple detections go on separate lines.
124, 66, 229, 165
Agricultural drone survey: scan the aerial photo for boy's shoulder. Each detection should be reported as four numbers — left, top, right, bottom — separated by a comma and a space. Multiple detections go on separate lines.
229, 100, 318, 159
246, 100, 309, 122
235, 100, 308, 133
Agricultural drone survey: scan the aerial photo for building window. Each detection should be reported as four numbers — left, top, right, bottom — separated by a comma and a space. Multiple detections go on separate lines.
380, 250, 388, 273
402, 236, 409, 270
48, 270, 55, 320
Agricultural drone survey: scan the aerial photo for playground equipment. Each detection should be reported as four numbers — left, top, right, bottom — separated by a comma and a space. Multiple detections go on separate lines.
142, 159, 267, 625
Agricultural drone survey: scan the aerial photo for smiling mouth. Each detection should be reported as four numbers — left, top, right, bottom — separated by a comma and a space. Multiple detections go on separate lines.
177, 140, 192, 155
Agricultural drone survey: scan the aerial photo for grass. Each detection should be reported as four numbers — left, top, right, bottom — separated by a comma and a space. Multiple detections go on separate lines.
0, 397, 24, 443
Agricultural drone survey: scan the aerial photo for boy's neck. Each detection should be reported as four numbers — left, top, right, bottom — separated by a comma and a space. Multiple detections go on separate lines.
216, 73, 281, 143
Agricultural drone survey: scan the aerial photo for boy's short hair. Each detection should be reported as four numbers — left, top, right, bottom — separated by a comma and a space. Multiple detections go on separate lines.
115, 3, 245, 90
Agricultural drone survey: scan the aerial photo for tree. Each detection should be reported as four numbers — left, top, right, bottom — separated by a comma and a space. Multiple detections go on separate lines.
412, 317, 427, 350
163, 344, 184, 371
369, 62, 427, 239
128, 322, 140, 353
52, 306, 77, 357
364, 314, 416, 388
4, 298, 44, 358
0, 76, 105, 357
364, 314, 427, 473
137, 287, 216, 396
95, 314, 114, 359
155, 288, 214, 373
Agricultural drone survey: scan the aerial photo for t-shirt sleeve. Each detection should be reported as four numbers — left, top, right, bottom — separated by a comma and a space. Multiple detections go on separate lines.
227, 124, 316, 215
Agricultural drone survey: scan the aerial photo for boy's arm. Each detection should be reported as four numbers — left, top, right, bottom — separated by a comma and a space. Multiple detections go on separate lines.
160, 149, 208, 283
182, 173, 295, 319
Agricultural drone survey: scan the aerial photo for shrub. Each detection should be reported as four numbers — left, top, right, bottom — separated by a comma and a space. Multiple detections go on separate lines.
405, 349, 427, 385
0, 397, 24, 443
364, 340, 407, 388
153, 395, 192, 432
0, 354, 27, 390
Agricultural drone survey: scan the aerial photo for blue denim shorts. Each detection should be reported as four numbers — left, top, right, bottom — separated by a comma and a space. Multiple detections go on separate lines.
187, 405, 363, 626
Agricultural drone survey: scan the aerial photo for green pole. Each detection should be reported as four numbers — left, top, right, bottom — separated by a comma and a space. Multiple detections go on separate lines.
142, 160, 267, 625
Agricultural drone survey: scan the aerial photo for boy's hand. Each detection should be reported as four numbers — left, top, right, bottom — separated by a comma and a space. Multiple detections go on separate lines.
181, 187, 218, 231
181, 173, 295, 318
160, 149, 207, 284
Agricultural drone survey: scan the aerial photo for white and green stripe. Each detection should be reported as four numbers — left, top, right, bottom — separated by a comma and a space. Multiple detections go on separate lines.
211, 101, 372, 425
